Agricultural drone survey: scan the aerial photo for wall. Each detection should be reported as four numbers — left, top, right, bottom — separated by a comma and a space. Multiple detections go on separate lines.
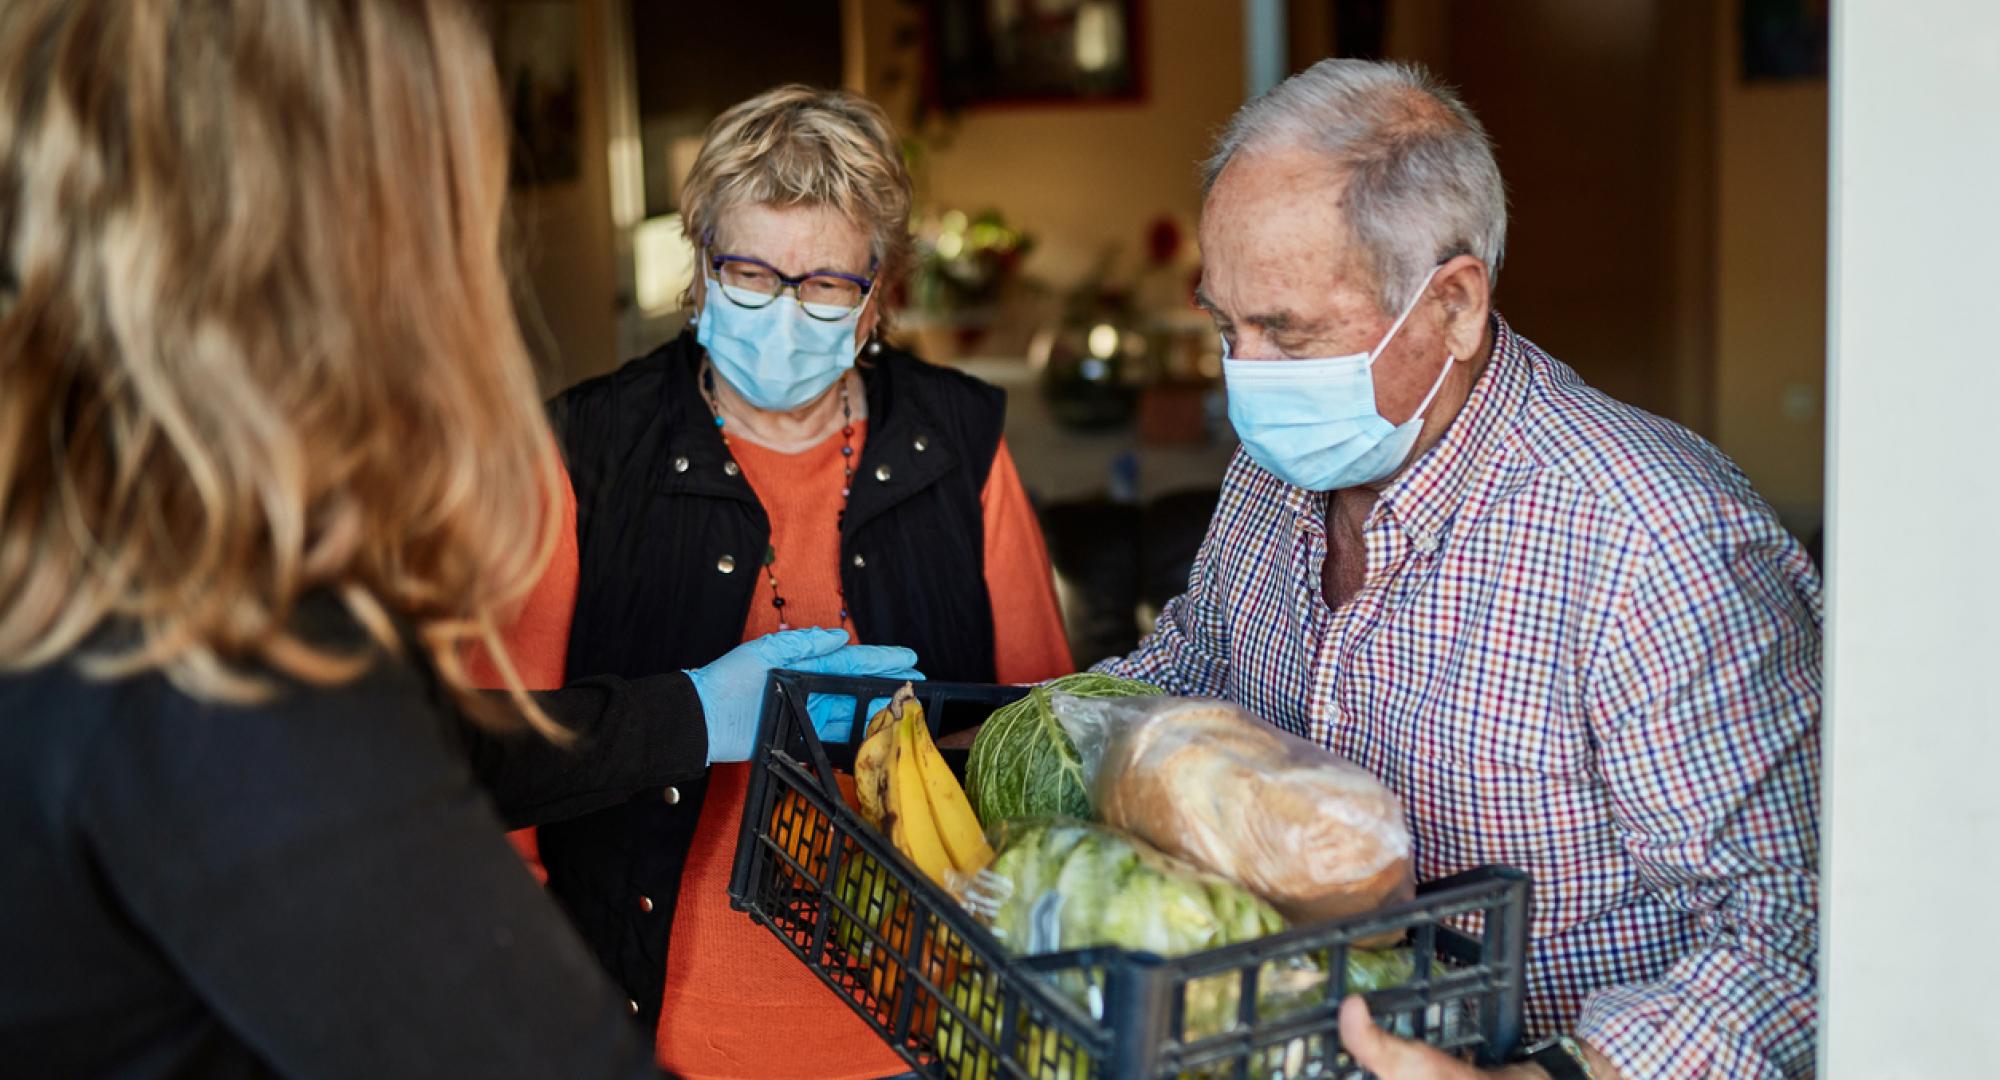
1822, 0, 2000, 1073
519, 0, 1828, 536
860, 1, 1245, 291
1438, 0, 1708, 422
1285, 0, 1716, 423
1714, 5, 1829, 529
1372, 0, 1822, 530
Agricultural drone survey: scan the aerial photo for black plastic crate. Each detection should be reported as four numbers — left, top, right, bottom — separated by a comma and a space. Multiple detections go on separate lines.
728, 671, 1531, 1079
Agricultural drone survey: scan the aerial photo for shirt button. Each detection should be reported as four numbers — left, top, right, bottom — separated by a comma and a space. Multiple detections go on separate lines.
663, 786, 681, 805
913, 435, 929, 453
1412, 530, 1439, 555
723, 461, 740, 477
852, 553, 866, 568
716, 554, 736, 574
874, 464, 892, 482
638, 895, 655, 913
673, 456, 689, 473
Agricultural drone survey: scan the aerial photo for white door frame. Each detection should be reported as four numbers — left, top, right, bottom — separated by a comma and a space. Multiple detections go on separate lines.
1821, 1, 2000, 1074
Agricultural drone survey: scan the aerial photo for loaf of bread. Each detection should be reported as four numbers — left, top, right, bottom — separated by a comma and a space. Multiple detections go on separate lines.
1085, 698, 1413, 926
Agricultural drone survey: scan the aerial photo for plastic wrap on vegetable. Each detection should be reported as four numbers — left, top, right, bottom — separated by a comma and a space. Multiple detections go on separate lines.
1052, 694, 1414, 932
971, 822, 1319, 1035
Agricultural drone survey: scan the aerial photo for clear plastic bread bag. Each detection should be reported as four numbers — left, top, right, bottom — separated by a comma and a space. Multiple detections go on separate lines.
1050, 693, 1415, 927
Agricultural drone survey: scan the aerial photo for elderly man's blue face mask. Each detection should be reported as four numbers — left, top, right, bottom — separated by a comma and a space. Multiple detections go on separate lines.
1222, 266, 1454, 492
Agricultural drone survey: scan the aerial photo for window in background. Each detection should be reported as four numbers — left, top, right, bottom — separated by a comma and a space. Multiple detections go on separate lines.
633, 215, 696, 315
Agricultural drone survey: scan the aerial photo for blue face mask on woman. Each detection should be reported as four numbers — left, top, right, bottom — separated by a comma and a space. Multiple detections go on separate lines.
696, 278, 869, 411
1221, 267, 1454, 492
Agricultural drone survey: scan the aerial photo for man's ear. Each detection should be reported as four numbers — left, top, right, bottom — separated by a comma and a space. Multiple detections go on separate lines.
1432, 254, 1492, 360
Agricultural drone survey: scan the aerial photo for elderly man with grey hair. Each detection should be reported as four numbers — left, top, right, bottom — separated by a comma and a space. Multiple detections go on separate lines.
1096, 59, 1819, 1079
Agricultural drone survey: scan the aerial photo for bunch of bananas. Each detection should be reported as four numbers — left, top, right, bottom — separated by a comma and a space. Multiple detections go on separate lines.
824, 685, 992, 1036
855, 684, 995, 885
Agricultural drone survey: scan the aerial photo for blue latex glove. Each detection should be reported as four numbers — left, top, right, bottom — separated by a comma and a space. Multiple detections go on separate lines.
685, 628, 922, 764
808, 683, 924, 747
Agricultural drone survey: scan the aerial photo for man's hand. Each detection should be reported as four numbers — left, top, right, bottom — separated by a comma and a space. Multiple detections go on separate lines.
1337, 996, 1545, 1079
1338, 996, 1624, 1079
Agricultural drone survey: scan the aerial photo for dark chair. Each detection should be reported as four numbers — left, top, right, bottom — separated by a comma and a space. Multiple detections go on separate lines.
1036, 487, 1221, 670
1139, 488, 1221, 616
1037, 497, 1143, 669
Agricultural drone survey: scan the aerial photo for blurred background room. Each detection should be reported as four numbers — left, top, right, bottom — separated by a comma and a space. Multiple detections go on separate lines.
490, 0, 1829, 667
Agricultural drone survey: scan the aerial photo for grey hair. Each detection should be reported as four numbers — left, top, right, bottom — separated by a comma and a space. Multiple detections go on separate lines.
1203, 59, 1507, 314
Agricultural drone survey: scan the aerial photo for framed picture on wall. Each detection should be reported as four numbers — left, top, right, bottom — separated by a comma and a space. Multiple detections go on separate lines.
928, 0, 1146, 109
1740, 0, 1829, 81
495, 0, 582, 187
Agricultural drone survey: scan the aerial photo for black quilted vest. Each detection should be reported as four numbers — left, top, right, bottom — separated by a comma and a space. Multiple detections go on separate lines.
537, 331, 1003, 1025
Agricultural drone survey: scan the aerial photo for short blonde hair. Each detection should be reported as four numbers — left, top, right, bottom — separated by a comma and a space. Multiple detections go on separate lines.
678, 85, 914, 320
0, 0, 562, 736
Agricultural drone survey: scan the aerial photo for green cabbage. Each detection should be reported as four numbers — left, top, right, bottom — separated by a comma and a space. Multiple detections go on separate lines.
984, 822, 1300, 1038
965, 674, 1161, 829
1345, 944, 1416, 993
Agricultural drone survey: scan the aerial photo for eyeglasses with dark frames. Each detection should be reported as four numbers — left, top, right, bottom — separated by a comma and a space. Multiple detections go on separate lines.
704, 248, 876, 321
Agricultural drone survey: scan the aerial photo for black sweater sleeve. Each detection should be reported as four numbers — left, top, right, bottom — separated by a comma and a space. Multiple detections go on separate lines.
71, 661, 662, 1080
464, 673, 710, 830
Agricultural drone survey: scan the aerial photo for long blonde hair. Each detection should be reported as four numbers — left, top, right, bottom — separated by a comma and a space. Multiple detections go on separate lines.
0, 0, 562, 735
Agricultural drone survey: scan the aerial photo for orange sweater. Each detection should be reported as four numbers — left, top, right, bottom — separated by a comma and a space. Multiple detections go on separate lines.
464, 468, 580, 883
487, 425, 1071, 1079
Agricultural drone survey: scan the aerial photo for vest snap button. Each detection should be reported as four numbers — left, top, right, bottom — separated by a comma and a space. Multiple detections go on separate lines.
673, 456, 689, 473
852, 553, 866, 569
717, 555, 737, 574
663, 786, 681, 805
723, 461, 740, 477
874, 464, 892, 482
913, 435, 929, 452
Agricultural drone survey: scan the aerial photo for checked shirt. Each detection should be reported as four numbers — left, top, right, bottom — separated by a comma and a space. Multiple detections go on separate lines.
1098, 317, 1820, 1078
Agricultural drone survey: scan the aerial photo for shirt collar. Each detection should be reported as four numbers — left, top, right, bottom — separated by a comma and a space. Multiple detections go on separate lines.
1372, 313, 1529, 541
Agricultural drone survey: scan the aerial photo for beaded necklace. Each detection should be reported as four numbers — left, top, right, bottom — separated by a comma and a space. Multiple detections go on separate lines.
701, 363, 856, 632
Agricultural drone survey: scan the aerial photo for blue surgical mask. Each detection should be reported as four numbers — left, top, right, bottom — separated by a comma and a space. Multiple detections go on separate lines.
1222, 268, 1454, 491
695, 277, 868, 411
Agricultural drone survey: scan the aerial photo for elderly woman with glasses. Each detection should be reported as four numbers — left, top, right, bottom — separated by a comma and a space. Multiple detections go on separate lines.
487, 86, 1073, 1078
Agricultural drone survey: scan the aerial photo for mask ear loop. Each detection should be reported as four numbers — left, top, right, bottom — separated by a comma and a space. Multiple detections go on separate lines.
1367, 264, 1455, 422
850, 279, 881, 358
1365, 263, 1446, 368
1409, 352, 1456, 422
692, 235, 719, 326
